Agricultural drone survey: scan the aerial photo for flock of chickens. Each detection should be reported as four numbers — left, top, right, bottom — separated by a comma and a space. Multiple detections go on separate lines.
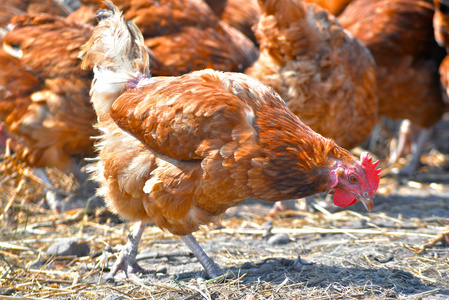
0, 0, 447, 280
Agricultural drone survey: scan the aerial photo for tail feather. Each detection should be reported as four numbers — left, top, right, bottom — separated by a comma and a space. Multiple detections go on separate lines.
79, 1, 150, 78
79, 1, 151, 119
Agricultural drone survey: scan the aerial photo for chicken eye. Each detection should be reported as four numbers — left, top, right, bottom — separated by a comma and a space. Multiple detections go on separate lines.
349, 174, 358, 183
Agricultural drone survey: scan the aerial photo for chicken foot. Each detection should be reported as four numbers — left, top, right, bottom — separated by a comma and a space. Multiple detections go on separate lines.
180, 233, 222, 279
106, 221, 150, 281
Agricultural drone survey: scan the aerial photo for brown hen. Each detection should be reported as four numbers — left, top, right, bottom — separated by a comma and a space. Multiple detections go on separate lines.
1, 14, 97, 210
80, 3, 381, 280
69, 0, 259, 75
339, 0, 447, 175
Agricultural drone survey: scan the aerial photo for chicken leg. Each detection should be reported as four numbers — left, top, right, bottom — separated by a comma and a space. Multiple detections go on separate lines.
388, 119, 411, 166
389, 119, 433, 176
180, 234, 222, 278
106, 221, 150, 281
395, 126, 432, 176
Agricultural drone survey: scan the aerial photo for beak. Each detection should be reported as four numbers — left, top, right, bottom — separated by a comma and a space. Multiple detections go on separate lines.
358, 195, 373, 212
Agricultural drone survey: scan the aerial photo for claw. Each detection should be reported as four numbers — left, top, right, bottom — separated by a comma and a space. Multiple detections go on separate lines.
104, 221, 148, 282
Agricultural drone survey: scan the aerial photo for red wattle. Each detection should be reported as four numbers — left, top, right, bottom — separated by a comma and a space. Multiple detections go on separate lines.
333, 188, 357, 207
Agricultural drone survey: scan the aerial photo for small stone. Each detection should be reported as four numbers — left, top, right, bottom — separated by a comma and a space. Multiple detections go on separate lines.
46, 238, 90, 257
267, 233, 292, 246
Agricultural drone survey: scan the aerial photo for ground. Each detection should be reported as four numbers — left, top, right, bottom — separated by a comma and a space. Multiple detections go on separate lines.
1, 132, 449, 299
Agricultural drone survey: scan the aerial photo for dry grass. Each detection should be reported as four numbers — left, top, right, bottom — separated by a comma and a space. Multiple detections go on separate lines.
1, 152, 449, 299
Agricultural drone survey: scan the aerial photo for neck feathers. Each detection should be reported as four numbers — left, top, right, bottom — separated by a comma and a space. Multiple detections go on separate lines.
250, 105, 351, 201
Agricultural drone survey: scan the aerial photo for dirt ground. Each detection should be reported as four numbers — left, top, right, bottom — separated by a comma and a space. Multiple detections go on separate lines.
1, 123, 449, 299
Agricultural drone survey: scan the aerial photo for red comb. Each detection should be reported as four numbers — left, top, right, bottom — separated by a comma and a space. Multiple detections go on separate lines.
360, 152, 381, 193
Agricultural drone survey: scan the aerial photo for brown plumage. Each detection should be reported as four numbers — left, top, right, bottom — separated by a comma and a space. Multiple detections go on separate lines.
69, 0, 259, 75
80, 3, 380, 279
434, 0, 449, 50
246, 0, 378, 150
0, 0, 69, 28
0, 14, 97, 178
304, 0, 353, 15
339, 0, 447, 174
206, 0, 261, 45
339, 0, 446, 129
439, 56, 449, 105
434, 0, 449, 105
206, 0, 355, 51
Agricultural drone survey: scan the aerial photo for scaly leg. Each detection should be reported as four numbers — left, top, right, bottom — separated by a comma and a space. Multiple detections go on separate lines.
106, 221, 150, 281
397, 126, 432, 176
389, 119, 411, 166
180, 233, 222, 279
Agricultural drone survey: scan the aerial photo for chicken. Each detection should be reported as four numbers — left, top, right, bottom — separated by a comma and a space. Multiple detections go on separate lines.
0, 14, 97, 210
79, 3, 381, 279
339, 0, 447, 175
69, 0, 259, 76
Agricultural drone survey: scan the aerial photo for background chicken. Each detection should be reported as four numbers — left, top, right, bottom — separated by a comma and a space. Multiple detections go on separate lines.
0, 13, 97, 210
80, 3, 381, 280
339, 0, 447, 176
246, 0, 378, 151
69, 0, 259, 75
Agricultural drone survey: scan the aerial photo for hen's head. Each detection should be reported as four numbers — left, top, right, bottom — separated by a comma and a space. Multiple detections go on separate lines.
329, 152, 381, 212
